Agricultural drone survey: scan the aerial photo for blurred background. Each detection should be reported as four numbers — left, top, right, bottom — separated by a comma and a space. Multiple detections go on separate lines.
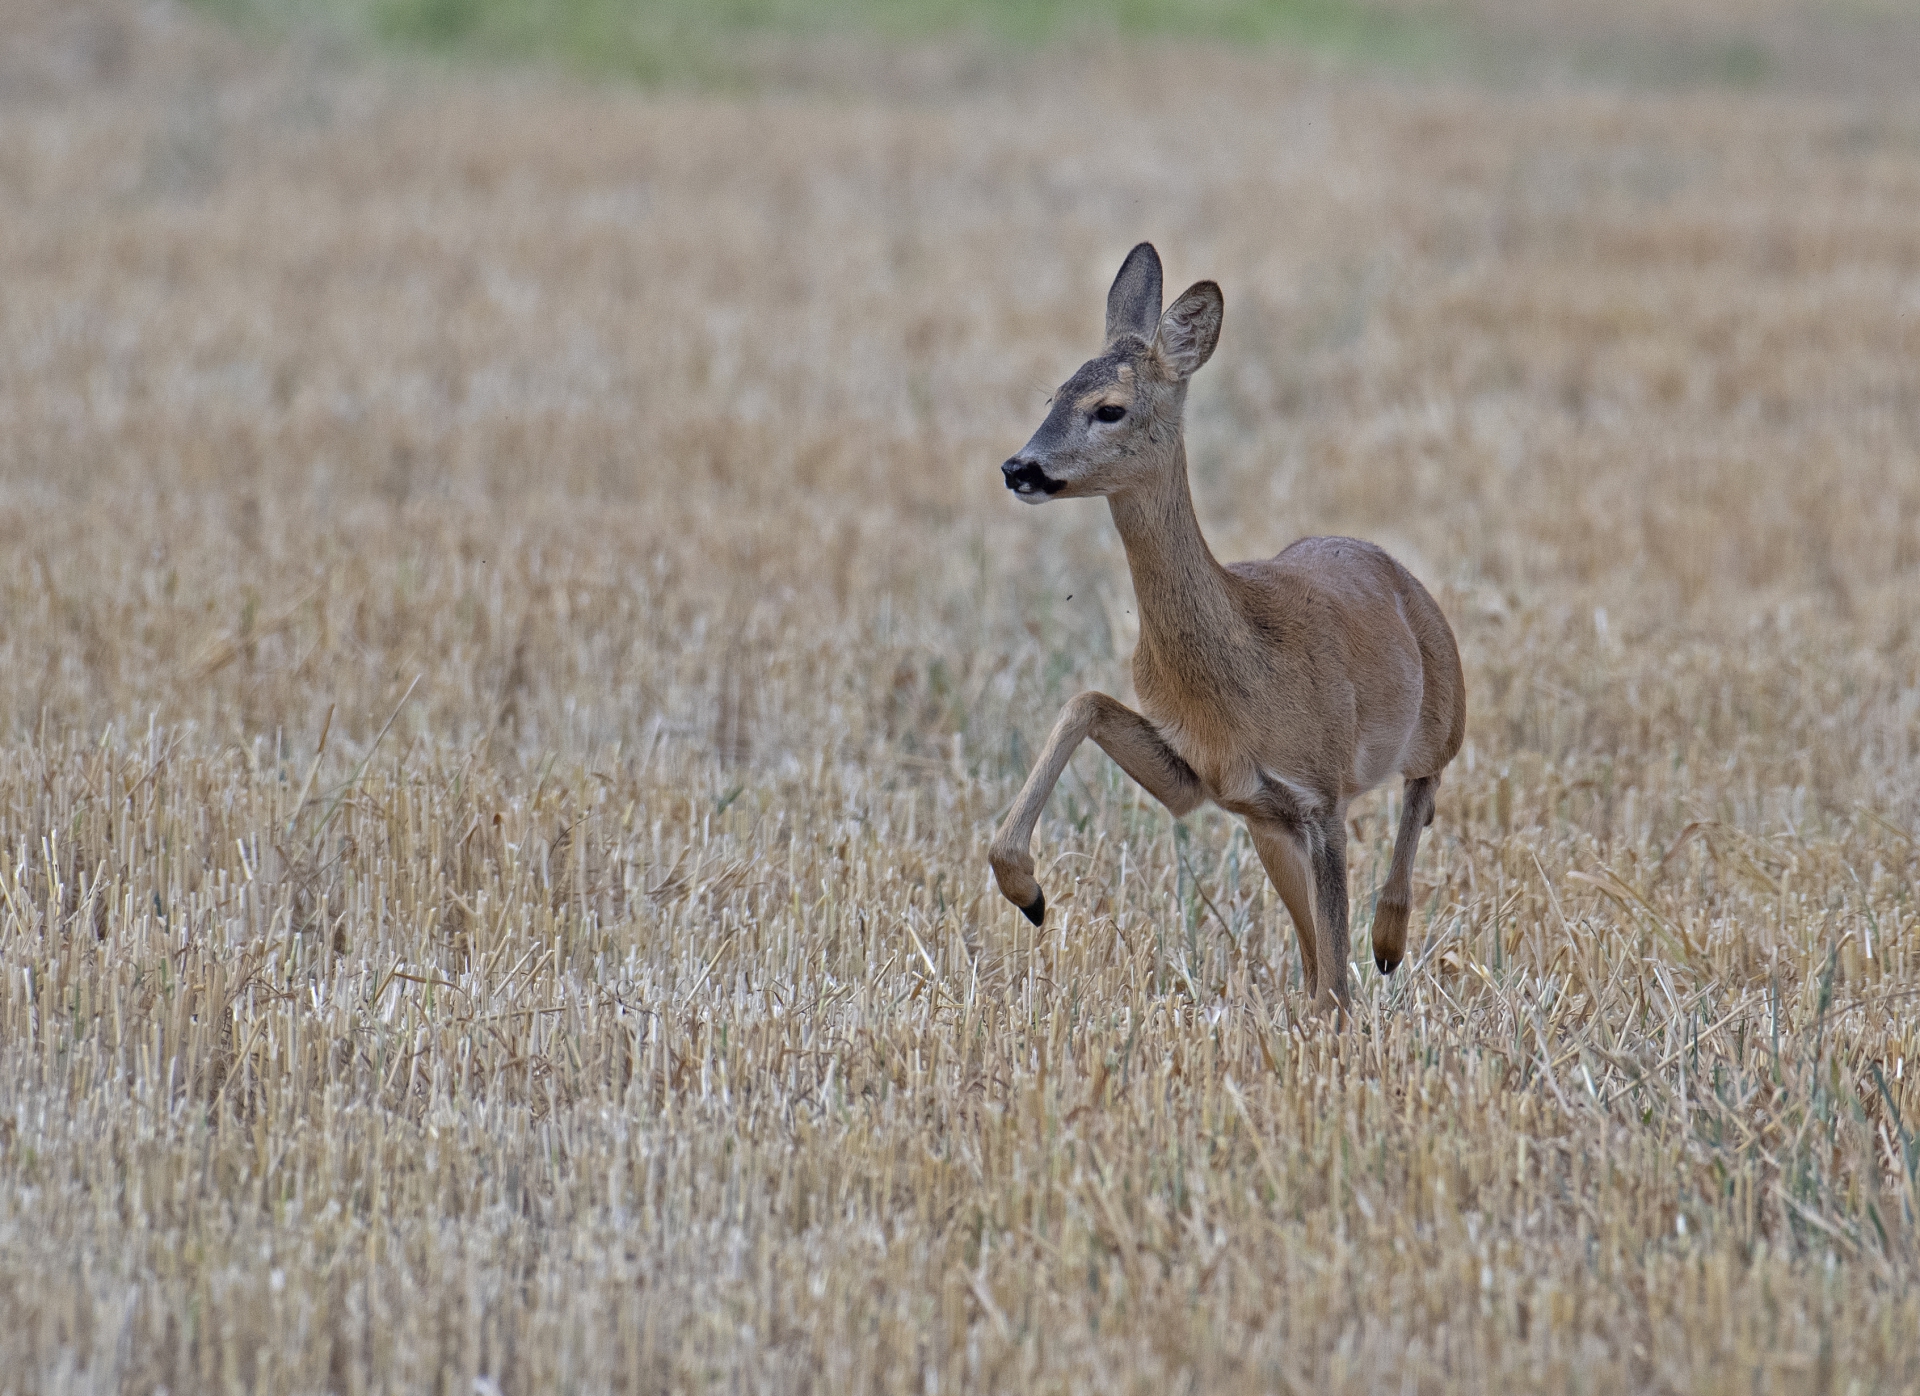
16, 0, 1920, 90
45, 0, 1920, 92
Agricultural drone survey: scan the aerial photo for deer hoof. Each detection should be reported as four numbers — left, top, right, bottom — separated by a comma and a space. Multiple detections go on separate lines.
989, 847, 1041, 914
1371, 899, 1409, 976
1020, 890, 1046, 926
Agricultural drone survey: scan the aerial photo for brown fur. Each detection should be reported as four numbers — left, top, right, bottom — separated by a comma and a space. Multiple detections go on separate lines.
989, 244, 1465, 1014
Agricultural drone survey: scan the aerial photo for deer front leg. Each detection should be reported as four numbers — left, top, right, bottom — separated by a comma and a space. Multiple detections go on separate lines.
990, 691, 1204, 925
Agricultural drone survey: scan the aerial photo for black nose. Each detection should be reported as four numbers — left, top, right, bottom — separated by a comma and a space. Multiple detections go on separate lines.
1002, 458, 1061, 495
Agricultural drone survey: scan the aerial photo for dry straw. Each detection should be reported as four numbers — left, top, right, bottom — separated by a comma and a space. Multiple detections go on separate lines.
1, 2, 1919, 1390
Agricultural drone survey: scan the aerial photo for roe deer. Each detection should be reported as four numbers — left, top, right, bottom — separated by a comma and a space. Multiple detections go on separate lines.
989, 243, 1465, 1015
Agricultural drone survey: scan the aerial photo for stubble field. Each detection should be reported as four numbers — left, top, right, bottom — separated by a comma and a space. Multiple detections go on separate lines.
3, 2, 1920, 1390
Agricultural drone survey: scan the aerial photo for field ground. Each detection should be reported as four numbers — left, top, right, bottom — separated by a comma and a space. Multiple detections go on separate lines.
4, 1, 1920, 1390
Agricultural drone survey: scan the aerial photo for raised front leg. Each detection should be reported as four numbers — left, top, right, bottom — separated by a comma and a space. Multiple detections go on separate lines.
989, 691, 1205, 925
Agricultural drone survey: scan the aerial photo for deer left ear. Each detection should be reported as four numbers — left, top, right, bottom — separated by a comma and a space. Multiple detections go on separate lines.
1105, 242, 1164, 347
1154, 281, 1223, 380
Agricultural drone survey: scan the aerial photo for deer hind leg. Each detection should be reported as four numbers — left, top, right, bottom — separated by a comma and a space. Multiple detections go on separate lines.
1372, 774, 1439, 975
989, 691, 1203, 926
1309, 810, 1352, 1013
1250, 822, 1318, 997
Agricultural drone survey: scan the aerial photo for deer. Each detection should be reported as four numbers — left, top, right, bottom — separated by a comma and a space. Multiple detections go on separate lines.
988, 243, 1465, 1016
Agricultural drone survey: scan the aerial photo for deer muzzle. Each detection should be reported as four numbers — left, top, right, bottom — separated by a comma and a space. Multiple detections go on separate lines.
1002, 457, 1065, 499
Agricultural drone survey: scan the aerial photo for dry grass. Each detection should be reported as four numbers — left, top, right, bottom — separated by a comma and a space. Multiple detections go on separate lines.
4, 3, 1920, 1391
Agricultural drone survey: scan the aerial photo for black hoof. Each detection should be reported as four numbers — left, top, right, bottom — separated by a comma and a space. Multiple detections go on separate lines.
1021, 890, 1046, 926
1375, 950, 1402, 975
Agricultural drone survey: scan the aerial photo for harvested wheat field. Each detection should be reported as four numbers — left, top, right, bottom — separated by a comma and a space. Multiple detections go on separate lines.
3, 1, 1920, 1390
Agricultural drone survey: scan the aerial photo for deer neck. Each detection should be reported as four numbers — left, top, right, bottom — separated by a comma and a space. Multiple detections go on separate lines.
1106, 438, 1240, 666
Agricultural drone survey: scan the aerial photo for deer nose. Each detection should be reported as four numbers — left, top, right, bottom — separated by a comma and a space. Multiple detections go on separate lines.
1002, 457, 1058, 495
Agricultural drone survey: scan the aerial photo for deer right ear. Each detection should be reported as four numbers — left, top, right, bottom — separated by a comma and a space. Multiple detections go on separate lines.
1154, 280, 1223, 381
1105, 243, 1163, 347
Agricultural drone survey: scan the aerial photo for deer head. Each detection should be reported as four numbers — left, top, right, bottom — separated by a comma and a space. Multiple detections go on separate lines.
1001, 242, 1224, 504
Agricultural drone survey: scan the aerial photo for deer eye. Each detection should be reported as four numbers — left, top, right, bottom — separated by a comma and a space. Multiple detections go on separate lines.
1093, 404, 1126, 423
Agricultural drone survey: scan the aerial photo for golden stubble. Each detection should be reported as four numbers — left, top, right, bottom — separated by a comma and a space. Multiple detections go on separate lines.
1, 3, 1919, 1391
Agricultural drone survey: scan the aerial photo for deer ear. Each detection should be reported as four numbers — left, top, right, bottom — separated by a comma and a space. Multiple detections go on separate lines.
1104, 243, 1163, 347
1154, 280, 1223, 380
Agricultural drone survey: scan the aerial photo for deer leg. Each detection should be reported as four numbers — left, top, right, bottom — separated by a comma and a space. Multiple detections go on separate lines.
1249, 821, 1318, 997
1372, 774, 1439, 974
990, 691, 1203, 925
1308, 809, 1352, 1013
